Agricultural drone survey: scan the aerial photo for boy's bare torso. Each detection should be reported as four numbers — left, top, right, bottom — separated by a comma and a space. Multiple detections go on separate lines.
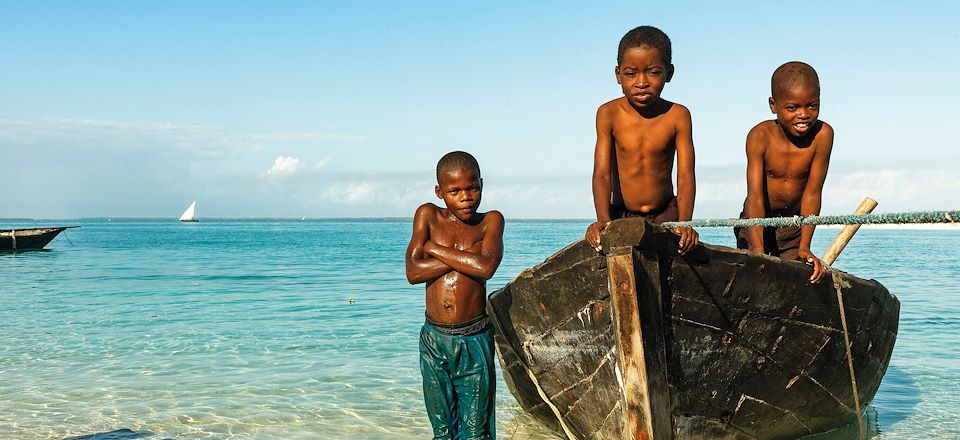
422, 205, 491, 324
605, 97, 686, 213
752, 119, 831, 215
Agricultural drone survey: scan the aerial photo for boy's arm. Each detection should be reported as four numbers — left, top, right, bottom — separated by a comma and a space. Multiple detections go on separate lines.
673, 106, 699, 254
586, 105, 614, 251
744, 128, 767, 253
424, 211, 504, 280
405, 204, 454, 284
798, 124, 834, 283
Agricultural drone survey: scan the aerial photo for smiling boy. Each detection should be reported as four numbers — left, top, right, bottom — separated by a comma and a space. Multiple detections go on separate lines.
736, 61, 833, 283
585, 25, 698, 254
405, 151, 504, 440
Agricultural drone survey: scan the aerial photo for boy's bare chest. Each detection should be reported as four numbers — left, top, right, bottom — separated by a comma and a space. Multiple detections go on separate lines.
430, 221, 484, 250
765, 142, 816, 178
612, 117, 676, 154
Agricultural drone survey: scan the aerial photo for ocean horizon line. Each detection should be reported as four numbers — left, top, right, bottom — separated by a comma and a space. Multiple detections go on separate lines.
3, 217, 958, 230
1, 216, 595, 222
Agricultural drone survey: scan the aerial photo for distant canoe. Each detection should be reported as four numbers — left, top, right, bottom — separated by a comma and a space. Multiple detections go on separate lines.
0, 226, 79, 251
488, 219, 898, 439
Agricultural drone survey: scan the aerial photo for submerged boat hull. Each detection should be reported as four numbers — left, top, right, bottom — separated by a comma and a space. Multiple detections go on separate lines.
0, 227, 75, 251
488, 219, 898, 439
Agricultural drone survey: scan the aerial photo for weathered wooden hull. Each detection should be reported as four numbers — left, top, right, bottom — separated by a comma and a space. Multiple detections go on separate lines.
0, 227, 74, 251
488, 219, 898, 439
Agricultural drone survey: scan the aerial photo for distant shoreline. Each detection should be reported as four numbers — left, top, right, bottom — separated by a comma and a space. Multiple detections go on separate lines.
1, 217, 594, 222
3, 218, 957, 229
822, 223, 960, 230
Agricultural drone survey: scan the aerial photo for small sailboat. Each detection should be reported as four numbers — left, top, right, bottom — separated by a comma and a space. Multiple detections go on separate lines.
179, 201, 198, 222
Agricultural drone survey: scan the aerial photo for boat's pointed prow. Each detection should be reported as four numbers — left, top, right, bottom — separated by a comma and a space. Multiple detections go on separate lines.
1, 226, 79, 251
179, 201, 198, 222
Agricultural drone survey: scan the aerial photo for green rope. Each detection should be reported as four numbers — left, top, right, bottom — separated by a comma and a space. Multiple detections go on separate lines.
661, 210, 959, 228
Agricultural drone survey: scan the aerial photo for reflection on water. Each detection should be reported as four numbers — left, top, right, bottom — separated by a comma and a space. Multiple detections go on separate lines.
870, 365, 921, 429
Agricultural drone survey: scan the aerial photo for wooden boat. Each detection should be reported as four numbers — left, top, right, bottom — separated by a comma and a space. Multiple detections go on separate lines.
0, 226, 78, 251
488, 219, 898, 439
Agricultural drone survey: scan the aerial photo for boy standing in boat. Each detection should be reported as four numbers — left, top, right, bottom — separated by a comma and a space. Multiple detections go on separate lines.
405, 151, 504, 440
585, 25, 699, 254
736, 61, 833, 283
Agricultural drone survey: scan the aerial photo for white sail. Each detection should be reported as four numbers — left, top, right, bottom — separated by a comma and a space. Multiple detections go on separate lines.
179, 201, 198, 222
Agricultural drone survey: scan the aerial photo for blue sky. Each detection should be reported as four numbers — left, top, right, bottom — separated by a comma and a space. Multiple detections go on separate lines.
1, 1, 958, 219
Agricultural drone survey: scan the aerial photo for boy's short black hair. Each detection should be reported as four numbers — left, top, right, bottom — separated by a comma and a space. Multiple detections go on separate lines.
436, 151, 481, 183
771, 61, 820, 99
618, 25, 672, 66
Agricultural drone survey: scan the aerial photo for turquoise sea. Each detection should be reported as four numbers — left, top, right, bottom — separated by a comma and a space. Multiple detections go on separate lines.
1, 219, 958, 439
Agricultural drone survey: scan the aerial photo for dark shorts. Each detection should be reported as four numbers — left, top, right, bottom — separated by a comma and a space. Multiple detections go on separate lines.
419, 316, 496, 440
610, 196, 679, 225
734, 211, 802, 260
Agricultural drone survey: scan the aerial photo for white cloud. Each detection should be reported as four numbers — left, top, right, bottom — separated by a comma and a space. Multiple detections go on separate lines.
344, 182, 375, 203
826, 169, 959, 213
248, 133, 365, 142
315, 178, 435, 210
397, 180, 437, 206
0, 117, 260, 159
263, 155, 301, 179
322, 181, 377, 204
0, 117, 363, 160
484, 184, 587, 207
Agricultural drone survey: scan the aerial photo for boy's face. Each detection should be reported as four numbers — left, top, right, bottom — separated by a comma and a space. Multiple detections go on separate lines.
615, 46, 674, 108
769, 84, 820, 138
434, 167, 483, 222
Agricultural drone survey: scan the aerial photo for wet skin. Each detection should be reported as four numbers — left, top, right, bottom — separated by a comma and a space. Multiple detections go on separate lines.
405, 168, 504, 324
587, 45, 698, 254
744, 84, 834, 283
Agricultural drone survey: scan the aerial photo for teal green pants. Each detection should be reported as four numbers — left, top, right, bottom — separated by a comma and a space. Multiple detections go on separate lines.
419, 323, 496, 440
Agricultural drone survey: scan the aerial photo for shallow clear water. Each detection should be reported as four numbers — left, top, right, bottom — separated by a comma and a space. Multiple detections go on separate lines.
1, 220, 957, 439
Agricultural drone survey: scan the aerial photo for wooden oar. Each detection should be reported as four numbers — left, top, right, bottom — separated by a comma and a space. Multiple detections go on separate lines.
821, 197, 878, 265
